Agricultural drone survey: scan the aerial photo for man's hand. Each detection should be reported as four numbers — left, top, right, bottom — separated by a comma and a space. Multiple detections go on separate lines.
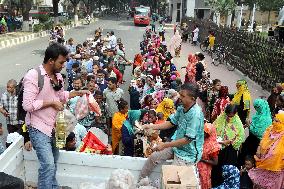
142, 124, 152, 130
69, 90, 90, 99
219, 140, 231, 146
24, 141, 32, 151
244, 118, 251, 128
153, 143, 167, 151
52, 101, 64, 111
3, 111, 9, 117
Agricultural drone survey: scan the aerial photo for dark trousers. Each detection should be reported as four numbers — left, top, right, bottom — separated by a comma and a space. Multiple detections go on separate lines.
7, 124, 22, 134
0, 172, 24, 189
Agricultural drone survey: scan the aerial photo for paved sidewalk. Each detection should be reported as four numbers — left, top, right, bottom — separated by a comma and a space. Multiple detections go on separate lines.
0, 18, 98, 50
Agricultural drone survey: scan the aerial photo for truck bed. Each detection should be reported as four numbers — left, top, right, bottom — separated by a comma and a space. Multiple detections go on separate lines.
0, 136, 163, 188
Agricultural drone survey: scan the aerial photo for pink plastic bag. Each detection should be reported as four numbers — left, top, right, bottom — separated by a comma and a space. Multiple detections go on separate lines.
75, 95, 89, 120
88, 94, 102, 116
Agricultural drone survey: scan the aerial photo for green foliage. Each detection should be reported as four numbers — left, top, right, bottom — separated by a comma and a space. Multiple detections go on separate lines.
206, 0, 236, 16
61, 19, 72, 26
242, 0, 255, 10
33, 23, 44, 32
43, 21, 53, 30
256, 0, 283, 12
36, 14, 51, 23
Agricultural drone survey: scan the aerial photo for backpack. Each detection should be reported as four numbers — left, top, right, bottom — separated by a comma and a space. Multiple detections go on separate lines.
17, 67, 44, 122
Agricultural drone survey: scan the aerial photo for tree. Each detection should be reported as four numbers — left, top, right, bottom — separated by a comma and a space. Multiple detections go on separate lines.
69, 0, 80, 24
206, 0, 236, 16
20, 0, 32, 31
242, 0, 255, 20
53, 0, 60, 24
206, 0, 236, 26
257, 0, 283, 24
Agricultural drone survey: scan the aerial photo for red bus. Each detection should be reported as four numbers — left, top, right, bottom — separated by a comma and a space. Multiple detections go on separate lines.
134, 6, 150, 26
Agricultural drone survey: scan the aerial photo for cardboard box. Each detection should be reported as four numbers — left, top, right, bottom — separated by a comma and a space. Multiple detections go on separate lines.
161, 165, 199, 189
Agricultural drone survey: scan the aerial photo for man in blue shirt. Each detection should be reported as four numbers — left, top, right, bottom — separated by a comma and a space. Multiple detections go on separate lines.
140, 83, 204, 179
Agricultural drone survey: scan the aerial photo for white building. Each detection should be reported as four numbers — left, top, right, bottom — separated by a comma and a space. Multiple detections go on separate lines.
168, 0, 211, 23
32, 0, 64, 12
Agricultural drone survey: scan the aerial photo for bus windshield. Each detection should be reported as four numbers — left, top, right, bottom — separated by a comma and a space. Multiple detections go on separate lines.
135, 8, 149, 16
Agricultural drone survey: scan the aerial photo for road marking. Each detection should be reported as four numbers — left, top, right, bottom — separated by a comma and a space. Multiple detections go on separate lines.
15, 64, 21, 66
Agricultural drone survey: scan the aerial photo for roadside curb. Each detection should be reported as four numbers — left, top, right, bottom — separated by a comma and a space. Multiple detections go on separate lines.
0, 18, 97, 50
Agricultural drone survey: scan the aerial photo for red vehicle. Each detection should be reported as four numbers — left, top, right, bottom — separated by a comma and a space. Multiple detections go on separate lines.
134, 6, 150, 26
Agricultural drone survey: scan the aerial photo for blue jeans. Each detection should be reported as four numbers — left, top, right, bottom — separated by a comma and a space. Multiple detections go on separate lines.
28, 126, 59, 189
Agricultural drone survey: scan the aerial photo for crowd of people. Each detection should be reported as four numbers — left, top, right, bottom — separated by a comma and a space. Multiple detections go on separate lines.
0, 23, 284, 189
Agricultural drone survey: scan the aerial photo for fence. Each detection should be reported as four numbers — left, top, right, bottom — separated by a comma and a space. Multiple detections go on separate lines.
183, 18, 284, 91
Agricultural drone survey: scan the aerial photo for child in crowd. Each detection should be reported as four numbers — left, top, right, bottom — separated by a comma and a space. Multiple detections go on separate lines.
155, 112, 165, 124
240, 155, 255, 189
64, 132, 77, 151
0, 79, 21, 134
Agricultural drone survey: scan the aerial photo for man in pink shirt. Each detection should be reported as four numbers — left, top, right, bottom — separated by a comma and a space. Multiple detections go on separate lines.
23, 43, 87, 189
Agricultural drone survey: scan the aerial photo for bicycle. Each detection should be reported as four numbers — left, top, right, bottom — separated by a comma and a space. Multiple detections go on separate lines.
223, 52, 236, 71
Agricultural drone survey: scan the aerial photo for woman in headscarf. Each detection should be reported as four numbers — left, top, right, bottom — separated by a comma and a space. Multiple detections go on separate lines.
183, 53, 198, 83
197, 71, 212, 115
206, 79, 221, 122
169, 30, 182, 57
156, 98, 175, 120
211, 104, 245, 187
197, 123, 221, 189
156, 98, 176, 142
211, 86, 231, 122
232, 79, 251, 125
267, 84, 283, 113
133, 53, 143, 73
273, 94, 284, 118
133, 66, 145, 80
112, 100, 129, 155
248, 112, 284, 189
238, 99, 272, 166
213, 165, 240, 189
121, 110, 143, 156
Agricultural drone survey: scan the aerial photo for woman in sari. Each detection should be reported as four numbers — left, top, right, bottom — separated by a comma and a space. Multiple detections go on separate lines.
238, 99, 272, 166
133, 53, 143, 73
112, 100, 129, 155
183, 53, 198, 83
197, 123, 221, 189
121, 110, 143, 156
248, 112, 284, 189
212, 104, 245, 187
232, 79, 251, 125
169, 30, 182, 57
211, 86, 231, 122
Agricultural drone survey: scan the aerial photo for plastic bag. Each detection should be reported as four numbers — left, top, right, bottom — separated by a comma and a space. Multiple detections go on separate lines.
88, 94, 102, 116
79, 182, 105, 189
78, 128, 112, 154
75, 95, 89, 120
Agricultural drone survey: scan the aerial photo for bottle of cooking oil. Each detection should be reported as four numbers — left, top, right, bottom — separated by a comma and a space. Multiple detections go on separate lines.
55, 111, 67, 149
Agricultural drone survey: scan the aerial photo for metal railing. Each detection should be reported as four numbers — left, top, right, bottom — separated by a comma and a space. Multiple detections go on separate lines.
183, 18, 284, 91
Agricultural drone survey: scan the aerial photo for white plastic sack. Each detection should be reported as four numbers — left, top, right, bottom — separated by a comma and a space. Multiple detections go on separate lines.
79, 182, 105, 189
105, 169, 136, 189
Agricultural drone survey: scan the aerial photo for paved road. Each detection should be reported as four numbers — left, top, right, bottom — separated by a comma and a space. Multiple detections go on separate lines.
0, 18, 270, 142
0, 18, 145, 141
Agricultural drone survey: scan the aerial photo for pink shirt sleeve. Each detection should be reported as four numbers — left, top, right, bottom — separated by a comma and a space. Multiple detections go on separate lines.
23, 69, 44, 112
